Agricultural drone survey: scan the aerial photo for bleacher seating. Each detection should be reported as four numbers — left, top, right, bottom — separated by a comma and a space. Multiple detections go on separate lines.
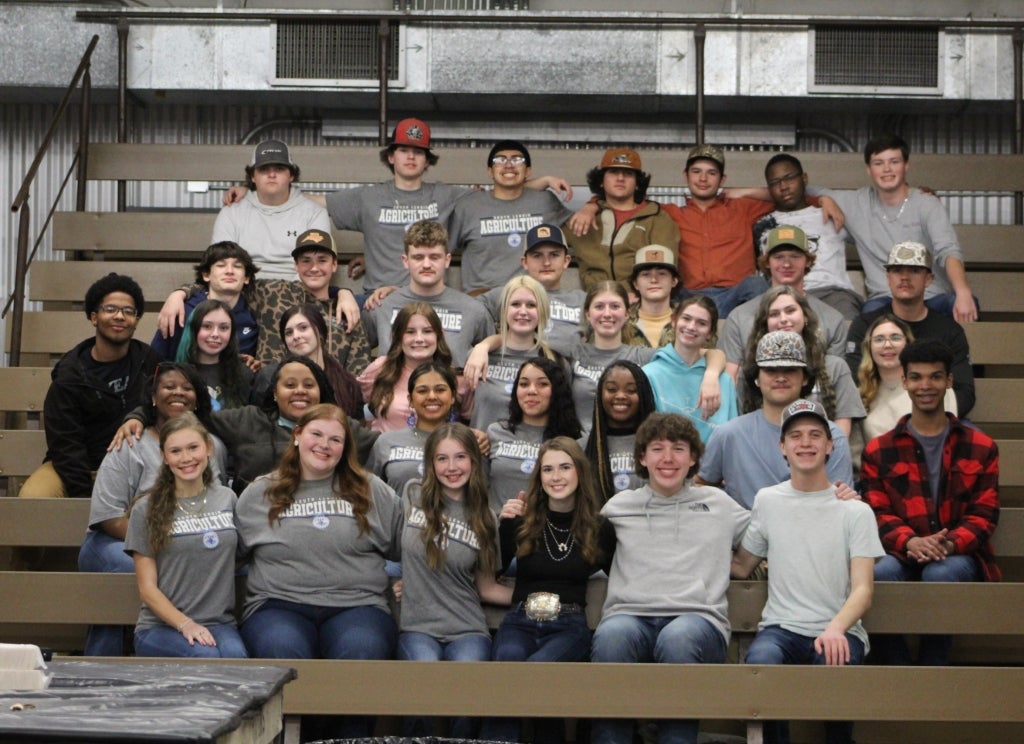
3, 142, 1023, 743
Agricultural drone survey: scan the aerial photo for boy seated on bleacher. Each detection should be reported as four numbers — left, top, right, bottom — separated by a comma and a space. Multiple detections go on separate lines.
20, 273, 162, 500
731, 398, 883, 744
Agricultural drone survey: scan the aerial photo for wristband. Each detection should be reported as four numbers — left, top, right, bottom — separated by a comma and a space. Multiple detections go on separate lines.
176, 618, 192, 633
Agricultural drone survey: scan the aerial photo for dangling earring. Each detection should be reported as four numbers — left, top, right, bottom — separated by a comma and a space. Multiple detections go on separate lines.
448, 408, 458, 423
407, 411, 418, 428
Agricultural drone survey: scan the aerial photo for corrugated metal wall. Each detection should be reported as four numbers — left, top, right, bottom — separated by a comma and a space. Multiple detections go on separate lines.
0, 103, 1016, 362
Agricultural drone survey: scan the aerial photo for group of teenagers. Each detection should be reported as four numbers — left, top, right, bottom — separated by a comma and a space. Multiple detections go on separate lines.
21, 123, 1000, 744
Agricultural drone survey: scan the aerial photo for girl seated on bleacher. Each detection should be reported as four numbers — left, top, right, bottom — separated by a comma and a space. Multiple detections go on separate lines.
125, 413, 246, 658
175, 299, 253, 410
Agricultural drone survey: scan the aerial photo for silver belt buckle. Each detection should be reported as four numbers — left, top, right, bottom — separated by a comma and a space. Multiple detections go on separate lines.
525, 592, 561, 621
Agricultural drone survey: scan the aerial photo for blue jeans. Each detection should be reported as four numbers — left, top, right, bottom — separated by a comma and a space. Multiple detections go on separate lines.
479, 608, 592, 743
398, 632, 491, 738
78, 530, 134, 656
241, 599, 397, 660
745, 625, 865, 744
874, 554, 981, 665
590, 614, 727, 744
135, 623, 249, 658
682, 274, 769, 319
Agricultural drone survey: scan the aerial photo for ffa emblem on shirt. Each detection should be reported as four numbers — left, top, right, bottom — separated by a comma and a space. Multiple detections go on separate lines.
203, 531, 220, 549
313, 514, 330, 530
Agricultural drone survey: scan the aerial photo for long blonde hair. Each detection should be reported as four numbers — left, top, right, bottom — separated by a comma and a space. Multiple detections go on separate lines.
497, 275, 555, 359
857, 314, 914, 409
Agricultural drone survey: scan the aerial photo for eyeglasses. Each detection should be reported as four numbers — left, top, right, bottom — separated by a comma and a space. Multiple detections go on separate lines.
98, 304, 139, 318
491, 155, 526, 166
870, 333, 906, 346
766, 171, 802, 189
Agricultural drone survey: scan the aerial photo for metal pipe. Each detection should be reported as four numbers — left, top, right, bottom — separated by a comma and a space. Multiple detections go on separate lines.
694, 23, 705, 146
76, 66, 91, 213
1014, 26, 1022, 224
378, 18, 391, 147
10, 35, 99, 213
117, 18, 129, 212
9, 204, 30, 368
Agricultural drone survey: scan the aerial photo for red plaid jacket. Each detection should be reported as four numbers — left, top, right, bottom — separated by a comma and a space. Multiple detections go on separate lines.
861, 413, 1001, 581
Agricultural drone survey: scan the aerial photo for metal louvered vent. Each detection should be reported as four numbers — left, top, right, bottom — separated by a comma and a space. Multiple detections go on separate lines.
397, 1, 528, 7
810, 26, 942, 94
274, 21, 403, 86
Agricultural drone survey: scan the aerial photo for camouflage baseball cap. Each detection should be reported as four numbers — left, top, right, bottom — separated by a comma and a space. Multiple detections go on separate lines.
883, 241, 933, 271
756, 330, 807, 368
686, 144, 725, 170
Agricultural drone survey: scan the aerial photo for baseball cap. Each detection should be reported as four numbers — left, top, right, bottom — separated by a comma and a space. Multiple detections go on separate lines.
251, 139, 293, 169
600, 148, 643, 171
883, 241, 933, 271
389, 118, 432, 150
292, 228, 337, 259
524, 223, 569, 255
756, 330, 807, 368
488, 140, 531, 168
631, 244, 679, 279
780, 398, 832, 438
763, 225, 811, 257
686, 144, 725, 171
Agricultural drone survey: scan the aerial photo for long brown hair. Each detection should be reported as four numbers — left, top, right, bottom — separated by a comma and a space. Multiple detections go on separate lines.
742, 285, 836, 416
516, 437, 603, 564
370, 303, 454, 418
582, 281, 636, 345
142, 413, 215, 554
417, 423, 497, 575
265, 404, 371, 535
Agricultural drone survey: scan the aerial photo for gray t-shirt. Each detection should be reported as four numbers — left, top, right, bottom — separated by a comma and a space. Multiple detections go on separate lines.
370, 285, 493, 368
399, 483, 496, 641
124, 485, 239, 632
570, 343, 653, 433
743, 480, 884, 649
448, 189, 574, 292
235, 472, 403, 620
365, 426, 427, 496
89, 430, 228, 531
824, 186, 963, 300
468, 346, 537, 431
718, 293, 847, 367
478, 286, 586, 359
907, 421, 950, 505
699, 410, 854, 510
486, 421, 544, 514
326, 181, 470, 291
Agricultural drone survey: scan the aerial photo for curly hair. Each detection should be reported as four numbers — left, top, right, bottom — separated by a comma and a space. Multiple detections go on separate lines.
279, 304, 363, 419
581, 281, 636, 346
370, 303, 454, 419
260, 355, 336, 415
84, 273, 145, 318
143, 362, 215, 429
634, 413, 704, 481
177, 299, 249, 409
416, 423, 497, 576
141, 413, 215, 555
857, 314, 914, 410
585, 361, 657, 503
585, 166, 652, 203
497, 275, 555, 360
516, 437, 604, 565
506, 356, 581, 440
265, 404, 371, 534
741, 286, 833, 415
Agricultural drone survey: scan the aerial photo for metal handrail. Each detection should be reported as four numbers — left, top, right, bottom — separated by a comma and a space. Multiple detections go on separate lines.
5, 34, 100, 367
